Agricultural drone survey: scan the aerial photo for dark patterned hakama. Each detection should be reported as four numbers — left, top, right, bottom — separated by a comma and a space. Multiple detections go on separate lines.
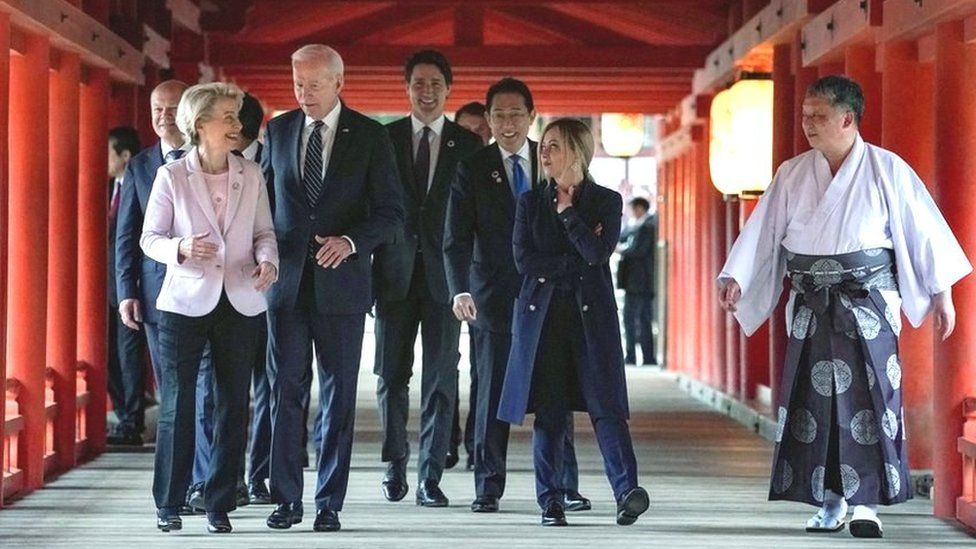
769, 248, 911, 506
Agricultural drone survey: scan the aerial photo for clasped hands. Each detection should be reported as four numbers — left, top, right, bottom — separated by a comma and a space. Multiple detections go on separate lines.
178, 231, 277, 291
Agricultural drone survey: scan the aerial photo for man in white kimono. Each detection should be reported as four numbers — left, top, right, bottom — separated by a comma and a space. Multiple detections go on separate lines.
718, 75, 971, 538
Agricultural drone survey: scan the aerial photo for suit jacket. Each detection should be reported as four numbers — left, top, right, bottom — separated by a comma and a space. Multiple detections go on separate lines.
115, 142, 167, 323
373, 117, 482, 306
261, 103, 403, 315
499, 179, 628, 425
140, 149, 277, 317
443, 141, 538, 333
616, 214, 657, 295
109, 179, 120, 307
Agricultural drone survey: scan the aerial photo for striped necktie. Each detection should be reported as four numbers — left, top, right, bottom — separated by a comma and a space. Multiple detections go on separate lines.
303, 121, 326, 207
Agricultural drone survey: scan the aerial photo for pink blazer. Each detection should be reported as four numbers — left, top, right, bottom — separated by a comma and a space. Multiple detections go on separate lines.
140, 148, 278, 317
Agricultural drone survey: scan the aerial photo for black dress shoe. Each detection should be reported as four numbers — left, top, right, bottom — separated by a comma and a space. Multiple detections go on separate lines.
416, 479, 449, 507
382, 468, 408, 502
616, 486, 650, 525
177, 504, 201, 516
186, 483, 206, 513
249, 481, 272, 505
470, 495, 499, 513
563, 490, 592, 512
313, 508, 341, 532
445, 447, 460, 469
107, 432, 143, 446
267, 502, 303, 529
206, 511, 232, 534
156, 508, 182, 532
541, 501, 568, 526
236, 480, 250, 507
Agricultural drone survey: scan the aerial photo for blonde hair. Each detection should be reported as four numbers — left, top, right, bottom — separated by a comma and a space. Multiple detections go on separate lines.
176, 82, 244, 145
291, 44, 344, 77
539, 118, 595, 179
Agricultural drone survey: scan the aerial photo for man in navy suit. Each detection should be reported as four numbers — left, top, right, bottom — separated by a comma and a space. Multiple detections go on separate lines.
617, 197, 657, 366
116, 80, 220, 513
262, 44, 402, 533
444, 78, 588, 513
373, 50, 482, 507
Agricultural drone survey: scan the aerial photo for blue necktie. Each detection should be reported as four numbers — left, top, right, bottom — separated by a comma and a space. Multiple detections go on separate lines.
512, 156, 530, 197
164, 149, 184, 163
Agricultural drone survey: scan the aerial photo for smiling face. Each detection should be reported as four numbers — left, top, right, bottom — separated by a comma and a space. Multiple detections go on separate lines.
293, 58, 343, 120
407, 63, 450, 123
539, 127, 576, 181
488, 92, 535, 155
151, 82, 186, 147
196, 97, 243, 157
456, 112, 491, 145
801, 94, 856, 157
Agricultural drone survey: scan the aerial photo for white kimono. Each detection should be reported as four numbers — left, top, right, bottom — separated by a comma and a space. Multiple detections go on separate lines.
720, 134, 972, 336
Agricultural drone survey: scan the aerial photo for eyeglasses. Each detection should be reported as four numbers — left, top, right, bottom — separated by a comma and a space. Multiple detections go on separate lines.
489, 110, 530, 124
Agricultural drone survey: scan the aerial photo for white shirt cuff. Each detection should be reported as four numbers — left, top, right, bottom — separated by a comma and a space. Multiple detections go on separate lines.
341, 235, 357, 254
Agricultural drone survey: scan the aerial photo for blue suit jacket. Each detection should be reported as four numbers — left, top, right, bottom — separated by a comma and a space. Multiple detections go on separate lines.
115, 142, 166, 324
261, 104, 403, 315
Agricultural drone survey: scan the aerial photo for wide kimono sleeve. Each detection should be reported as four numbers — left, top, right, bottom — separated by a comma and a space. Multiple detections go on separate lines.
717, 163, 791, 336
872, 147, 972, 327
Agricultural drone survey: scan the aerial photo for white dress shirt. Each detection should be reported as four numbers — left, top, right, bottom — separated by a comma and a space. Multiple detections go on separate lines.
499, 139, 531, 188
411, 114, 445, 191
240, 139, 261, 162
301, 100, 342, 180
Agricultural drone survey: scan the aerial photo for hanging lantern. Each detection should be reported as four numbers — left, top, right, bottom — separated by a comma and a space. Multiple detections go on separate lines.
601, 113, 645, 157
709, 78, 774, 196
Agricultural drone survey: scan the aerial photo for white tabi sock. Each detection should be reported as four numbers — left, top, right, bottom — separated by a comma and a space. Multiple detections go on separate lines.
821, 490, 848, 526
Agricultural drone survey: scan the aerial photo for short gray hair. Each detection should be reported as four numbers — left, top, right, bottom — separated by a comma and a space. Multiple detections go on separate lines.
176, 82, 244, 145
291, 44, 344, 77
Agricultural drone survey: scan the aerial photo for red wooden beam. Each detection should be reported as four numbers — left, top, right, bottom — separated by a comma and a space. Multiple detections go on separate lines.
454, 5, 484, 46
495, 5, 648, 46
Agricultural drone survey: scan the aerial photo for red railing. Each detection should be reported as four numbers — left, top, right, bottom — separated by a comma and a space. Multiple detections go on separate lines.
3, 378, 24, 500
43, 368, 57, 477
75, 364, 90, 461
957, 397, 976, 529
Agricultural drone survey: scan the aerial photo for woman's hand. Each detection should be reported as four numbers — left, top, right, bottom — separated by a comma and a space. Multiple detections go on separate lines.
555, 184, 577, 213
178, 231, 218, 261
933, 289, 956, 341
252, 261, 277, 292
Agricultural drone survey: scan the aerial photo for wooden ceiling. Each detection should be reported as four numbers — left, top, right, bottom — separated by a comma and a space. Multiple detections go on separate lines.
201, 0, 735, 114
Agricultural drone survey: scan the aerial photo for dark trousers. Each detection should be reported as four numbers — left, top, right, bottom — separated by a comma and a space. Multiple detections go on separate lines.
375, 260, 460, 483
152, 293, 260, 512
267, 268, 365, 512
472, 328, 512, 498
191, 345, 215, 486
107, 312, 148, 435
532, 292, 638, 508
622, 293, 655, 364
451, 333, 478, 458
248, 318, 272, 486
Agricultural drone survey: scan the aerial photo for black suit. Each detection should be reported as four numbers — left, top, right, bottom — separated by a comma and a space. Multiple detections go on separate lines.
262, 103, 403, 513
444, 142, 580, 500
373, 117, 481, 484
617, 214, 657, 364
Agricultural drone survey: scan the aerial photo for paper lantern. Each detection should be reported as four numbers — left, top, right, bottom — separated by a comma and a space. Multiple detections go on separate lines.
709, 79, 773, 196
601, 113, 645, 157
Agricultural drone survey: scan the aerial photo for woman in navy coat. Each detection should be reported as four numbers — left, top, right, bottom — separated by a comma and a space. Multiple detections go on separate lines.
498, 118, 648, 527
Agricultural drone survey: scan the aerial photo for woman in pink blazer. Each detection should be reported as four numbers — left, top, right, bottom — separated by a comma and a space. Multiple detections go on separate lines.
141, 82, 278, 534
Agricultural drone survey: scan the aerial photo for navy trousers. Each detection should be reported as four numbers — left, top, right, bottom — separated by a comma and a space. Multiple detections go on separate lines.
107, 313, 148, 435
622, 293, 655, 364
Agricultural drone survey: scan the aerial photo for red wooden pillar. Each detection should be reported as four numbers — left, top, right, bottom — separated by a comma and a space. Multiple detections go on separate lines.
687, 150, 702, 381
768, 42, 794, 409
78, 68, 110, 455
932, 20, 976, 519
817, 61, 846, 77
792, 31, 817, 156
8, 32, 51, 490
676, 154, 687, 374
108, 83, 137, 130
739, 198, 769, 400
845, 45, 883, 144
725, 196, 741, 398
0, 12, 10, 506
664, 159, 677, 370
48, 51, 81, 470
881, 40, 935, 472
711, 188, 726, 392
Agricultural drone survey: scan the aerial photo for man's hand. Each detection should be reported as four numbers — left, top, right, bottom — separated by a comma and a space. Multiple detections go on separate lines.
252, 261, 278, 292
119, 298, 143, 330
718, 280, 741, 313
314, 235, 353, 269
179, 232, 218, 261
933, 289, 956, 341
452, 294, 477, 322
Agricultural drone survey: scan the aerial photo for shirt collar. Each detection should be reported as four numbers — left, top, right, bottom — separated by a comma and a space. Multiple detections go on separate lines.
240, 139, 260, 161
160, 139, 189, 159
500, 139, 530, 165
305, 100, 342, 131
411, 114, 445, 137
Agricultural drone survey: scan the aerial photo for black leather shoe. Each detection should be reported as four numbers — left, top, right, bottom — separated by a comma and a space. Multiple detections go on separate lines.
107, 431, 143, 446
313, 508, 341, 532
563, 490, 592, 512
616, 486, 650, 525
445, 447, 460, 469
249, 481, 272, 505
156, 508, 182, 532
177, 504, 200, 516
186, 483, 206, 513
266, 502, 303, 529
206, 511, 232, 534
541, 501, 568, 526
470, 495, 499, 513
382, 467, 408, 502
416, 479, 449, 507
236, 480, 250, 507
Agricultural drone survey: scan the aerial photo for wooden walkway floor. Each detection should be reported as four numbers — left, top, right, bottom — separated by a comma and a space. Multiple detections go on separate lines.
0, 332, 972, 548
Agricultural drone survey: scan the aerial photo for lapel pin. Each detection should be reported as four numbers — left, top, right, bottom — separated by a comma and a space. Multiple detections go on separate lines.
341, 127, 350, 133
233, 182, 240, 190
447, 140, 455, 148
491, 170, 502, 184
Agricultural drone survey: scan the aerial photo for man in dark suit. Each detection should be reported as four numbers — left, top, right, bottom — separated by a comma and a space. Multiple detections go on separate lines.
107, 126, 146, 446
617, 197, 657, 366
373, 50, 482, 507
262, 44, 402, 533
444, 78, 588, 513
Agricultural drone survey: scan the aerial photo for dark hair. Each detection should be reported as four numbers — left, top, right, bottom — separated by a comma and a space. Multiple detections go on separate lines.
238, 93, 264, 141
404, 49, 453, 86
486, 77, 534, 113
109, 126, 141, 157
454, 101, 486, 120
806, 75, 864, 125
629, 197, 650, 211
